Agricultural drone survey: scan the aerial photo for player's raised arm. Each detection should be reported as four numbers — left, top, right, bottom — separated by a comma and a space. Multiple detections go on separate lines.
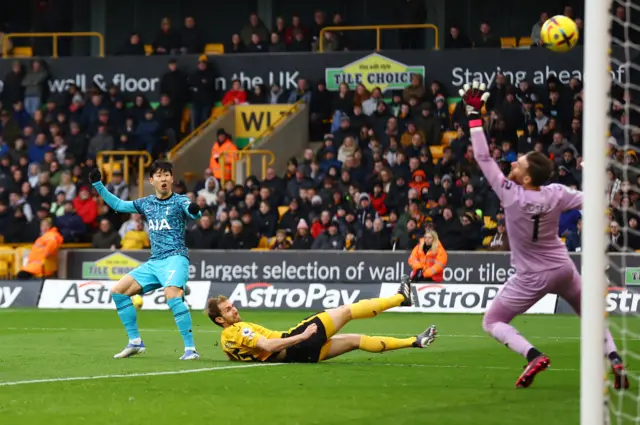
461, 82, 518, 206
553, 184, 583, 211
90, 169, 138, 214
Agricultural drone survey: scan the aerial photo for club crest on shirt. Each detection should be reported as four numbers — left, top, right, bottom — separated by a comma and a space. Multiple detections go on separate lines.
242, 328, 255, 339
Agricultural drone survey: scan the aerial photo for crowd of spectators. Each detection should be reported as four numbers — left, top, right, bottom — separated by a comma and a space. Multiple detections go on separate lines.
1, 3, 638, 256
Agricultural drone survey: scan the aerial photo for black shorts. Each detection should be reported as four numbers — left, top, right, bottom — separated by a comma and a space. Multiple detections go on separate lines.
281, 312, 331, 363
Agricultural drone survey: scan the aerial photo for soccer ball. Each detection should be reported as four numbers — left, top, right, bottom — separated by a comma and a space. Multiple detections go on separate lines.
540, 15, 579, 52
131, 295, 144, 310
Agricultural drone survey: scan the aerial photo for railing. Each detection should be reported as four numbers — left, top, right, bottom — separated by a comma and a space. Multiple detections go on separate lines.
96, 151, 153, 198
243, 100, 305, 151
319, 24, 439, 52
167, 105, 230, 160
219, 150, 276, 187
2, 32, 105, 58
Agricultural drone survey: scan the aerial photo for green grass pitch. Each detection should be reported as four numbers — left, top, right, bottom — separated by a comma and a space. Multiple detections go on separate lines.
0, 310, 638, 425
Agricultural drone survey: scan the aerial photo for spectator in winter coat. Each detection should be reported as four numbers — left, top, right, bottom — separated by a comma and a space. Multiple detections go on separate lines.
408, 230, 448, 282
54, 171, 77, 201
17, 218, 63, 279
311, 222, 344, 250
197, 176, 220, 206
292, 219, 313, 249
486, 220, 510, 251
87, 125, 114, 159
73, 186, 98, 229
222, 80, 247, 106
565, 218, 582, 252
152, 17, 180, 54
92, 218, 121, 249
105, 171, 129, 201
186, 214, 217, 249
136, 111, 160, 155
22, 60, 48, 116
55, 201, 85, 242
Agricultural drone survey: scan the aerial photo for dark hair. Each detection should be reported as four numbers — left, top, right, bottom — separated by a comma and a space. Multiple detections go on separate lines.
525, 151, 554, 187
149, 160, 173, 177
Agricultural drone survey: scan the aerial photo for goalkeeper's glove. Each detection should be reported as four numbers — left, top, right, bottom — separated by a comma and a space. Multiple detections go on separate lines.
459, 81, 491, 120
89, 168, 102, 184
187, 203, 201, 215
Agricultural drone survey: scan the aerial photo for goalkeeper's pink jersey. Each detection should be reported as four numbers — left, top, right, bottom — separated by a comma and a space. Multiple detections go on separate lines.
470, 127, 582, 273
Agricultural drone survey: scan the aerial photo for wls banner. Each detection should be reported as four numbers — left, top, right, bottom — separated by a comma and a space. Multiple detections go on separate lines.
2, 47, 633, 103
38, 280, 211, 310
0, 280, 42, 308
209, 282, 381, 310
234, 104, 293, 140
379, 283, 557, 314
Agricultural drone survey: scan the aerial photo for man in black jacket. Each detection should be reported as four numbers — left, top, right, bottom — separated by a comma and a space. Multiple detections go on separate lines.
160, 59, 189, 115
188, 57, 216, 129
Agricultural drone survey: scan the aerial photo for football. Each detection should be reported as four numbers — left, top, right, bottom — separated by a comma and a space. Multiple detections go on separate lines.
540, 15, 579, 52
131, 294, 144, 310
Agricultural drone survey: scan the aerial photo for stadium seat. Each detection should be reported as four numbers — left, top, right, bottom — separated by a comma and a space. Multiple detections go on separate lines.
441, 131, 457, 146
144, 45, 153, 56
517, 130, 524, 137
257, 236, 269, 249
205, 43, 225, 55
500, 37, 517, 49
0, 260, 10, 278
181, 107, 191, 133
277, 206, 289, 218
519, 36, 533, 47
12, 46, 33, 57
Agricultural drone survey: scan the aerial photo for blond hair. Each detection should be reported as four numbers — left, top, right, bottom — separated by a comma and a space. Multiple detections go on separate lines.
205, 295, 228, 327
423, 230, 440, 253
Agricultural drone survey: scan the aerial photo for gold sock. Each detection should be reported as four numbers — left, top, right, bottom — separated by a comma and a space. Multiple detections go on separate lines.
348, 294, 404, 320
359, 335, 417, 353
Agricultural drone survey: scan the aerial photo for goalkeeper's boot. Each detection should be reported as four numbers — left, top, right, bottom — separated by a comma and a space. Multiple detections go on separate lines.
179, 349, 200, 360
612, 359, 630, 390
113, 341, 146, 359
516, 355, 550, 388
398, 274, 412, 307
413, 325, 438, 348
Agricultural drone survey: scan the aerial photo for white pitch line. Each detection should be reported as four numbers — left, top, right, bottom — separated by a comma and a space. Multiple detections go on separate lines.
0, 363, 282, 387
5, 327, 640, 341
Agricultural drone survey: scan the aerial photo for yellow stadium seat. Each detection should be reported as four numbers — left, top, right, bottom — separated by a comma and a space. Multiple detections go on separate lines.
482, 235, 493, 247
12, 46, 33, 57
448, 102, 457, 116
0, 260, 9, 277
517, 130, 524, 137
181, 107, 191, 133
144, 44, 153, 56
205, 43, 224, 55
430, 145, 444, 160
519, 36, 533, 47
441, 131, 457, 146
277, 206, 289, 218
501, 37, 517, 48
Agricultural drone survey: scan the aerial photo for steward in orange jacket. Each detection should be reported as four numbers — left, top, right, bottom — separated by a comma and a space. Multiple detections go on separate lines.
19, 218, 63, 278
407, 230, 448, 282
210, 128, 238, 181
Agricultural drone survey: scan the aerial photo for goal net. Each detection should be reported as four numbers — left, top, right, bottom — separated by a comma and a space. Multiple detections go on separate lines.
584, 0, 640, 424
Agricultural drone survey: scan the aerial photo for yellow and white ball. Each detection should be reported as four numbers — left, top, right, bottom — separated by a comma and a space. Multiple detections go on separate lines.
541, 15, 579, 52
131, 295, 144, 310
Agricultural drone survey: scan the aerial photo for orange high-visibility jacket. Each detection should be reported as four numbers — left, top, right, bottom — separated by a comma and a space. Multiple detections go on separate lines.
210, 139, 238, 180
408, 239, 448, 282
22, 227, 63, 277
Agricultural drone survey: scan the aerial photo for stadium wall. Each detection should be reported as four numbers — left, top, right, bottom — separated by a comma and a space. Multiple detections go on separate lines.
2, 47, 632, 103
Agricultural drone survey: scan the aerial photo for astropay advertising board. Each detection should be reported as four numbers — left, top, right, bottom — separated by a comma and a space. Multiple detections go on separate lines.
0, 280, 42, 308
379, 283, 558, 314
38, 280, 211, 310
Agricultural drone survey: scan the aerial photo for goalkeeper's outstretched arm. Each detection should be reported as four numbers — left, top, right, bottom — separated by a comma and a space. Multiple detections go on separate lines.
90, 169, 138, 214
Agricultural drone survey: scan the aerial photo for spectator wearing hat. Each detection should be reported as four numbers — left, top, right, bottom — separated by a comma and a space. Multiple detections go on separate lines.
433, 94, 451, 131
291, 219, 312, 249
311, 220, 344, 250
209, 129, 237, 182
487, 219, 510, 251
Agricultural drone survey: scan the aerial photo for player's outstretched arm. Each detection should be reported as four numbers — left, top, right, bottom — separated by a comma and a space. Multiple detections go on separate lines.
90, 169, 138, 214
461, 82, 517, 205
183, 201, 202, 219
256, 324, 317, 353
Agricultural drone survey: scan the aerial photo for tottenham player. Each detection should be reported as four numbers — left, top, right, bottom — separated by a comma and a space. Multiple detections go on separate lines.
461, 82, 628, 389
90, 161, 202, 360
